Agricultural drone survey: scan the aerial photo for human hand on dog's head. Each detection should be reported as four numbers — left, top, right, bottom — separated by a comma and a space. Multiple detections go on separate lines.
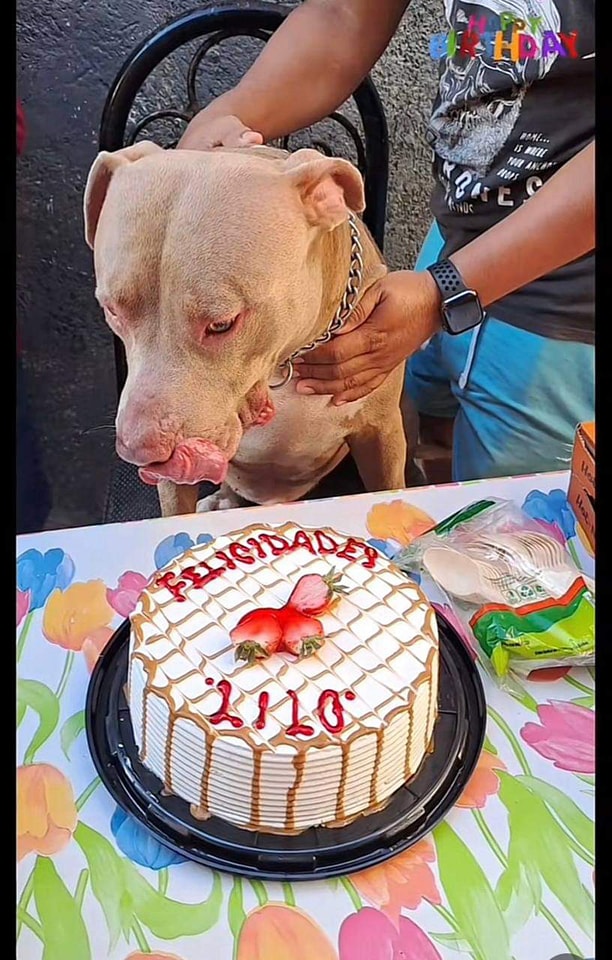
178, 113, 264, 151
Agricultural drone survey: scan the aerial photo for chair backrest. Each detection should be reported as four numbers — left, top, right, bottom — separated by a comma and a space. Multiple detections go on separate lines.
98, 2, 390, 398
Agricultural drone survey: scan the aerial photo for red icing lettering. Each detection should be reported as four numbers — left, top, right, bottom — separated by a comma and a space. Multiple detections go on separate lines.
259, 533, 291, 556
214, 550, 236, 570
246, 537, 267, 559
205, 677, 214, 686
362, 546, 378, 569
180, 566, 210, 589
345, 690, 356, 701
229, 542, 256, 564
336, 537, 362, 561
209, 680, 244, 728
254, 691, 270, 730
289, 530, 316, 554
286, 690, 314, 738
196, 562, 225, 587
156, 571, 187, 601
314, 530, 339, 554
317, 690, 346, 733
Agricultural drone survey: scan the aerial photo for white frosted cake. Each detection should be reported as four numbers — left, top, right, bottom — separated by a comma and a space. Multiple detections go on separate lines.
128, 522, 439, 834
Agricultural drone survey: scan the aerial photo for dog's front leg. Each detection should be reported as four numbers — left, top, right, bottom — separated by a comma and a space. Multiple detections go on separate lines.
196, 483, 249, 513
348, 410, 407, 494
157, 480, 199, 517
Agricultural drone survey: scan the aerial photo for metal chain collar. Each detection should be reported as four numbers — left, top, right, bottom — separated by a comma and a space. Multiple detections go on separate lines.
269, 213, 364, 389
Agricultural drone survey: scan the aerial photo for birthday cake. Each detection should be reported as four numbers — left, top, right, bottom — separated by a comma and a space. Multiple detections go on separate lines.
128, 522, 439, 835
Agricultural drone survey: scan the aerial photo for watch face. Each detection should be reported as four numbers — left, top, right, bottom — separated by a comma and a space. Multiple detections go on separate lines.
442, 306, 465, 334
443, 290, 483, 334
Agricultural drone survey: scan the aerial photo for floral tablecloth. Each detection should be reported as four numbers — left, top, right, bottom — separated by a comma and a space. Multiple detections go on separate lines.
17, 471, 595, 960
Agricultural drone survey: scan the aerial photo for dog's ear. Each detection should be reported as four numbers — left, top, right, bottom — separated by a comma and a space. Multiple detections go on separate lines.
283, 148, 365, 230
83, 141, 163, 248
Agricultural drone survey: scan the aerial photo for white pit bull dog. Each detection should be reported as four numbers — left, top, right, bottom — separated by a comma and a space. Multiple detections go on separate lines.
84, 141, 414, 517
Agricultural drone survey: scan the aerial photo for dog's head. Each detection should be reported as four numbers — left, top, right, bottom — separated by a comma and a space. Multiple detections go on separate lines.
84, 142, 365, 485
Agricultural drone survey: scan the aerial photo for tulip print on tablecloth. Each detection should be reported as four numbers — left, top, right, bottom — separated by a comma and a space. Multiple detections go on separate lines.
521, 701, 595, 774
18, 581, 115, 768
232, 902, 444, 960
521, 486, 588, 570
17, 763, 77, 861
111, 808, 187, 870
236, 904, 338, 960
17, 547, 75, 610
81, 626, 115, 673
366, 500, 436, 546
17, 547, 75, 662
350, 838, 441, 924
455, 750, 506, 809
154, 531, 213, 569
339, 908, 442, 960
42, 581, 114, 652
37, 580, 116, 730
107, 571, 149, 618
365, 499, 435, 563
522, 488, 577, 543
525, 666, 571, 682
17, 588, 30, 627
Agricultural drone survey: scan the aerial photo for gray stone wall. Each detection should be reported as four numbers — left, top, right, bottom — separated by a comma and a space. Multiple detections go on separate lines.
17, 0, 444, 528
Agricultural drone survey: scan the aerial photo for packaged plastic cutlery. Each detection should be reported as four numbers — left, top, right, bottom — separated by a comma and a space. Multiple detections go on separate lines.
395, 498, 595, 685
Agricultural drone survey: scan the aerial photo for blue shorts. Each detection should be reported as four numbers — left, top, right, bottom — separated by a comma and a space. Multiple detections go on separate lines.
404, 222, 594, 482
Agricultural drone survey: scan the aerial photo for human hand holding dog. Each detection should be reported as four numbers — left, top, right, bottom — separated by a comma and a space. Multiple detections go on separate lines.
293, 270, 441, 405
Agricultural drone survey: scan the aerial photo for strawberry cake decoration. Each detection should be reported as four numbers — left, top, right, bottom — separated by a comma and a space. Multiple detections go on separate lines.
231, 571, 346, 663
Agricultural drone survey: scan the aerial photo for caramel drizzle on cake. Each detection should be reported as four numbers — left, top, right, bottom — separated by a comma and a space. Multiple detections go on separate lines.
286, 753, 306, 831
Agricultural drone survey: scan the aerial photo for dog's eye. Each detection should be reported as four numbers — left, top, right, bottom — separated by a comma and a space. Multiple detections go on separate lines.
206, 317, 236, 335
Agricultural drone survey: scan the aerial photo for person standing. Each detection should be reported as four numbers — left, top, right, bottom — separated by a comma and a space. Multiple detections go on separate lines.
178, 0, 594, 482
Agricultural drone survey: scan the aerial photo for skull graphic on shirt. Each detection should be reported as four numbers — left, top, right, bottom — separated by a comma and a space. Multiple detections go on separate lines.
427, 0, 562, 180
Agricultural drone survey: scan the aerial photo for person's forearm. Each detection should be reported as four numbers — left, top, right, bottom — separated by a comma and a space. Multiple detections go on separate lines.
182, 0, 409, 143
451, 141, 595, 308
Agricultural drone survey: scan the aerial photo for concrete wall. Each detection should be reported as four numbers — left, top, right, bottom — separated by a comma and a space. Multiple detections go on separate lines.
17, 0, 444, 529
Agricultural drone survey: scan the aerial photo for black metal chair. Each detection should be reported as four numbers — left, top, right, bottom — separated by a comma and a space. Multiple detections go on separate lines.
99, 2, 390, 523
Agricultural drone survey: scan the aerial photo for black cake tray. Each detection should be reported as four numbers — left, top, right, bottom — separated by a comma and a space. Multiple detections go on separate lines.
85, 613, 486, 880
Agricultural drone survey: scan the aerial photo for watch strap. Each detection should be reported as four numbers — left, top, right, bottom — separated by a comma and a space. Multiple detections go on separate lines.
427, 259, 466, 299
427, 259, 484, 335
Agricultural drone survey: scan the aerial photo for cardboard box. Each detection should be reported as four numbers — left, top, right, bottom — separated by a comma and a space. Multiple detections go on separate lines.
568, 422, 595, 551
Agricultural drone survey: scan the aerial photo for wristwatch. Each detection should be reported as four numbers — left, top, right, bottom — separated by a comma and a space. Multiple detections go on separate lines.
427, 259, 484, 335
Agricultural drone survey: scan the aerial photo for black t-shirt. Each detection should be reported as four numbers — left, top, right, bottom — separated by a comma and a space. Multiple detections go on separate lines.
427, 0, 594, 343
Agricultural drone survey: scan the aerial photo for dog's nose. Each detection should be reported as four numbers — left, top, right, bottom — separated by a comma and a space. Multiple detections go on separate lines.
116, 399, 182, 467
116, 433, 174, 467
115, 421, 175, 467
